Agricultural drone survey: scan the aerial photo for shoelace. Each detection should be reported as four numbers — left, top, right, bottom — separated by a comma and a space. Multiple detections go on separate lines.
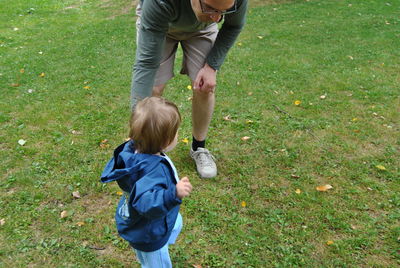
192, 150, 215, 167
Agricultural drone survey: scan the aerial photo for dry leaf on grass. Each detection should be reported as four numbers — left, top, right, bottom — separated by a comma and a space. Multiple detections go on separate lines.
241, 136, 250, 141
18, 139, 26, 146
99, 139, 110, 149
60, 211, 68, 218
223, 115, 231, 121
375, 165, 386, 171
72, 191, 81, 199
295, 189, 301, 194
0, 219, 5, 226
316, 184, 333, 192
326, 240, 334, 245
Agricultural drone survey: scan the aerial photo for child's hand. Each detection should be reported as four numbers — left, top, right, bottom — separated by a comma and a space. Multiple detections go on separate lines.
176, 177, 192, 199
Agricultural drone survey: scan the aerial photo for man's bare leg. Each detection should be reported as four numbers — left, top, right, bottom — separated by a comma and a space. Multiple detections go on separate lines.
152, 84, 166, 97
190, 86, 217, 178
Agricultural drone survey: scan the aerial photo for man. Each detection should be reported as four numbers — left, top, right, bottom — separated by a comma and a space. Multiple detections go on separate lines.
131, 0, 247, 178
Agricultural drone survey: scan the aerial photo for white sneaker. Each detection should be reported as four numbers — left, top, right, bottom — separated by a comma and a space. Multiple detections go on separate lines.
190, 148, 217, 179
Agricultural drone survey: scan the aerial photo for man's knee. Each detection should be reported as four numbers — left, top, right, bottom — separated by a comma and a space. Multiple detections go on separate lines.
152, 84, 166, 97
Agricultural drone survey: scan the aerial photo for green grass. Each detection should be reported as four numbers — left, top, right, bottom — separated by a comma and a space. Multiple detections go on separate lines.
1, 0, 399, 267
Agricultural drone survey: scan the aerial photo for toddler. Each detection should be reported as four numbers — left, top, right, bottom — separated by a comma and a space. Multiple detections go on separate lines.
101, 97, 192, 267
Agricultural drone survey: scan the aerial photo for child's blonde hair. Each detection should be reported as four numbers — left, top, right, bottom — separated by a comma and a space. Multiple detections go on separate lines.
129, 97, 181, 154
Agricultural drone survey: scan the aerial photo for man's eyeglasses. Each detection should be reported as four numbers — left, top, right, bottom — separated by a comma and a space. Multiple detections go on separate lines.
199, 0, 237, 15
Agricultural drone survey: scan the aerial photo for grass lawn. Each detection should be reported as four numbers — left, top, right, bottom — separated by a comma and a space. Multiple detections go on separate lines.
1, 0, 399, 266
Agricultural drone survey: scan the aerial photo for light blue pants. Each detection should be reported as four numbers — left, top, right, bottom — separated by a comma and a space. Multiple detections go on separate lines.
134, 213, 183, 268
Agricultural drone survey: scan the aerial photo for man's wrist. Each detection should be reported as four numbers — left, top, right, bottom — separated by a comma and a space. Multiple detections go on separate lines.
205, 63, 217, 72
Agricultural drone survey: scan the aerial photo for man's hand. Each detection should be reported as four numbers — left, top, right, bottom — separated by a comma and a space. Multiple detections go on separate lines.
176, 177, 193, 199
193, 64, 217, 93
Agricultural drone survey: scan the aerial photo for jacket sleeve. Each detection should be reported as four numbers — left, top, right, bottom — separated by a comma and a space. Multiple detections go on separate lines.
206, 0, 247, 70
130, 164, 181, 219
131, 0, 174, 104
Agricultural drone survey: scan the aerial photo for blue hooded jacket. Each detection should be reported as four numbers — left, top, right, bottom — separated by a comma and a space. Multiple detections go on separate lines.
101, 140, 182, 252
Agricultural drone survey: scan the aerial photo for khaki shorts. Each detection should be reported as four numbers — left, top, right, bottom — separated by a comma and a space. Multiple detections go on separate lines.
136, 5, 218, 86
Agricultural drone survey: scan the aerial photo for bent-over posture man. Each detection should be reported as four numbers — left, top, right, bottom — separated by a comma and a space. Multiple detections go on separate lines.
131, 0, 247, 178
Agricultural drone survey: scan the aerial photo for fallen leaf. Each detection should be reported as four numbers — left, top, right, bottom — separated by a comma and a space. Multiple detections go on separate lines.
352, 118, 358, 122
295, 189, 301, 194
11, 83, 21, 87
71, 130, 82, 135
257, 35, 263, 39
326, 240, 334, 245
60, 210, 68, 218
246, 120, 253, 124
192, 265, 203, 268
39, 72, 45, 77
241, 201, 247, 207
316, 184, 333, 192
99, 139, 109, 149
20, 68, 25, 73
241, 136, 250, 141
18, 139, 26, 146
223, 115, 231, 121
294, 100, 301, 106
347, 55, 354, 60
248, 92, 253, 96
76, 222, 85, 227
181, 138, 189, 144
291, 174, 300, 179
187, 85, 192, 90
0, 219, 5, 226
237, 42, 242, 46
320, 95, 326, 100
72, 191, 81, 199
83, 86, 90, 90
375, 165, 386, 171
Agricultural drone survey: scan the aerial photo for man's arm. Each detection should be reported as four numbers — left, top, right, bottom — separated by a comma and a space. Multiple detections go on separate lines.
206, 0, 248, 70
131, 0, 174, 105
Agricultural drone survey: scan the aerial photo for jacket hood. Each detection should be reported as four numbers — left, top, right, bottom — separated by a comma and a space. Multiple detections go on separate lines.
100, 140, 163, 192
